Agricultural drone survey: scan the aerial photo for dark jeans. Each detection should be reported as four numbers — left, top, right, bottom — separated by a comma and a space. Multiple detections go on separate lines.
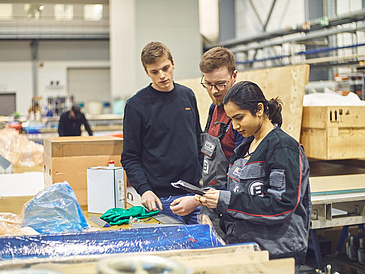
295, 264, 300, 274
159, 194, 200, 225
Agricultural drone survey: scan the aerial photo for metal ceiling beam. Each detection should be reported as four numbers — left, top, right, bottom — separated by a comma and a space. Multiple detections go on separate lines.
207, 9, 365, 49
230, 23, 365, 54
248, 0, 279, 66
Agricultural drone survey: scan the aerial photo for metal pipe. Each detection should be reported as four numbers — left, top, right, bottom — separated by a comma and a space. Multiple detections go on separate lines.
236, 42, 365, 65
230, 23, 365, 54
30, 40, 38, 97
296, 42, 365, 55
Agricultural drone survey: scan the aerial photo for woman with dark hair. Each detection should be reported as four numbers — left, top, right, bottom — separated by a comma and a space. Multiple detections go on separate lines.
196, 81, 311, 273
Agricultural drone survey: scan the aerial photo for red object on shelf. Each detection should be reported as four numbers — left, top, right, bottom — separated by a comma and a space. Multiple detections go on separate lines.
110, 133, 123, 139
8, 122, 22, 134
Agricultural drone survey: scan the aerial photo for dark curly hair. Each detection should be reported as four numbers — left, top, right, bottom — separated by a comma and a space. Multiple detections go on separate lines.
223, 81, 283, 127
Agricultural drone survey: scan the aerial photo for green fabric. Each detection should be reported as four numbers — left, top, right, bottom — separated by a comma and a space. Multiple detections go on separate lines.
100, 206, 159, 226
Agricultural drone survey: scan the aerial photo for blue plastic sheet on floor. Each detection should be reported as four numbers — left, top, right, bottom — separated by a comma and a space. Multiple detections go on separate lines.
0, 224, 223, 261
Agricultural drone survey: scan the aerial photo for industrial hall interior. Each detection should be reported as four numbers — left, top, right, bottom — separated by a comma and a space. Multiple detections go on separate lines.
1, 0, 365, 273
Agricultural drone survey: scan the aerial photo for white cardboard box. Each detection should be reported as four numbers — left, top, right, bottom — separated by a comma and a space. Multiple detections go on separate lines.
87, 166, 125, 213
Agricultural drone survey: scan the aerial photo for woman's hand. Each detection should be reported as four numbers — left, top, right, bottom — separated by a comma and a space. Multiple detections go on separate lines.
170, 196, 200, 216
195, 189, 220, 209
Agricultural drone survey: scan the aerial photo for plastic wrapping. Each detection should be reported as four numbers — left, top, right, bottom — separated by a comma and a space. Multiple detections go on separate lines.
0, 224, 222, 261
0, 213, 38, 237
22, 182, 89, 234
0, 127, 43, 167
97, 255, 192, 274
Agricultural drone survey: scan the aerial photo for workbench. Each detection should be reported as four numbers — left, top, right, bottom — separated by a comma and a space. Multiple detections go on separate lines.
308, 159, 365, 270
0, 171, 295, 273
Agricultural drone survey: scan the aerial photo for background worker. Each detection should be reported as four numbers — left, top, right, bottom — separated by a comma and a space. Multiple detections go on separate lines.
196, 81, 311, 274
171, 47, 244, 237
58, 104, 93, 137
121, 41, 202, 224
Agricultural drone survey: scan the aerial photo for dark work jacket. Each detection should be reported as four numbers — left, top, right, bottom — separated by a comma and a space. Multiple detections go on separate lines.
218, 127, 311, 265
121, 83, 202, 197
58, 111, 93, 136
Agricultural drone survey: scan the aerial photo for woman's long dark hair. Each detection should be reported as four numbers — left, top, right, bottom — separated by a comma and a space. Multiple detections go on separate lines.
223, 81, 283, 127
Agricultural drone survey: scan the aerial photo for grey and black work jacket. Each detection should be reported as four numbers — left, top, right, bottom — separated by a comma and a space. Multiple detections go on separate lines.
217, 127, 311, 264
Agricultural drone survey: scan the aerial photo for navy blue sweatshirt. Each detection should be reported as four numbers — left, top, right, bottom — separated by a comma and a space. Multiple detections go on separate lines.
58, 111, 93, 136
121, 83, 202, 197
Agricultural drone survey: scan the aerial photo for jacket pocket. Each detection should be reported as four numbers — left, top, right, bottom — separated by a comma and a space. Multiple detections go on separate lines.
267, 169, 286, 199
234, 162, 265, 196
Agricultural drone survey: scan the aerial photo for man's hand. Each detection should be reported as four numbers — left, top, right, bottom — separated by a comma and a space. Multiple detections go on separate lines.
170, 196, 200, 216
195, 189, 220, 209
141, 190, 163, 211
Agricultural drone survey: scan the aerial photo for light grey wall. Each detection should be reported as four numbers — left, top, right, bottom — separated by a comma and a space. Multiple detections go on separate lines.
68, 67, 111, 111
0, 0, 202, 115
0, 40, 109, 115
0, 41, 32, 62
38, 41, 109, 61
219, 0, 236, 42
134, 0, 202, 91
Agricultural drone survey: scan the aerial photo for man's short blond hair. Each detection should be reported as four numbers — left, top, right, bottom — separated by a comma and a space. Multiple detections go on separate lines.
141, 42, 173, 70
199, 46, 236, 74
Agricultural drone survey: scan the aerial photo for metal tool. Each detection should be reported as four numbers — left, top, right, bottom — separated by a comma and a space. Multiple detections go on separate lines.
131, 223, 182, 229
171, 180, 206, 196
89, 215, 110, 228
153, 213, 184, 225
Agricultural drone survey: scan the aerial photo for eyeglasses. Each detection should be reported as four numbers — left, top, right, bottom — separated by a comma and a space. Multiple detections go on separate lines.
200, 75, 231, 91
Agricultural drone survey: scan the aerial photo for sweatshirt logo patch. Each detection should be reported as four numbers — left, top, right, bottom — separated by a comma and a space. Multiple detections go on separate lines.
185, 107, 191, 110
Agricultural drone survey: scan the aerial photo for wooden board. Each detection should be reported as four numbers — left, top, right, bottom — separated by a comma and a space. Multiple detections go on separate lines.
310, 173, 365, 193
0, 245, 295, 274
16, 258, 294, 274
178, 64, 309, 141
0, 195, 33, 215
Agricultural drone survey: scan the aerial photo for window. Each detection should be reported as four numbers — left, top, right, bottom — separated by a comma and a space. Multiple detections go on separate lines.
0, 4, 13, 20
84, 4, 103, 21
55, 4, 73, 21
24, 3, 44, 20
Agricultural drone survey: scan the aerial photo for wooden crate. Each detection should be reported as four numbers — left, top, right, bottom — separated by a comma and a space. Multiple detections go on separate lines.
301, 106, 365, 160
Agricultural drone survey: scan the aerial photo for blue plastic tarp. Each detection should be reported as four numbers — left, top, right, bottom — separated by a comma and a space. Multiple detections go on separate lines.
0, 224, 223, 261
22, 182, 89, 234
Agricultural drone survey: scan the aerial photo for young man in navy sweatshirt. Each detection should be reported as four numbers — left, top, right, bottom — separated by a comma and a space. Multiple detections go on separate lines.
121, 42, 202, 224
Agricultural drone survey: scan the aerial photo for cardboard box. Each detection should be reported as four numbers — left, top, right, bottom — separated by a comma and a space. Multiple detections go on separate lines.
44, 136, 123, 157
43, 136, 123, 205
300, 106, 365, 160
87, 166, 125, 213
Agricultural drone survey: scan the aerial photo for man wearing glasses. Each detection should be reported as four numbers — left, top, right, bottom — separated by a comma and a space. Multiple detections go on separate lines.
171, 47, 244, 237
